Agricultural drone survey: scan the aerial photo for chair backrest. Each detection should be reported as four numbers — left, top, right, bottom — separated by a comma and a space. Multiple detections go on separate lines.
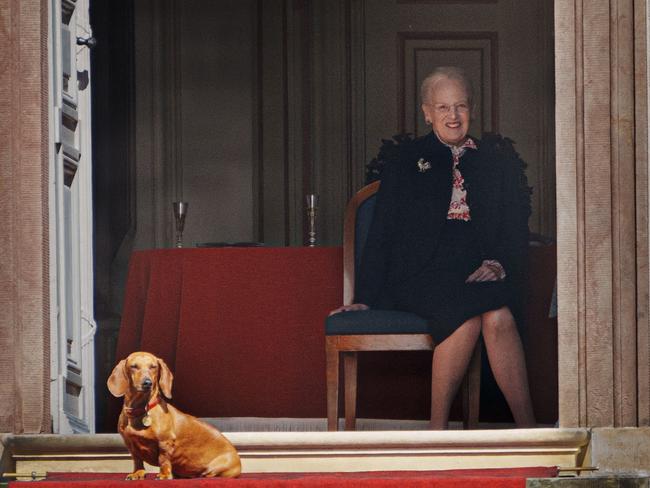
342, 181, 380, 305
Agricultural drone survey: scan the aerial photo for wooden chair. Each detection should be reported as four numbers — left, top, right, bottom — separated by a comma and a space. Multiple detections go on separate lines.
325, 181, 481, 431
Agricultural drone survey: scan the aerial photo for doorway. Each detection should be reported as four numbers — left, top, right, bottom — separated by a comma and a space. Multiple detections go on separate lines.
90, 0, 557, 431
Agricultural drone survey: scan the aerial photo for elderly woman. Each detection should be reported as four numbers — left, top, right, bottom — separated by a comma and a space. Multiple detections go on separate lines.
330, 66, 536, 429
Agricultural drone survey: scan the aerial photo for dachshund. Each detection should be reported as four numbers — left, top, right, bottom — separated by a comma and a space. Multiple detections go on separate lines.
108, 351, 241, 479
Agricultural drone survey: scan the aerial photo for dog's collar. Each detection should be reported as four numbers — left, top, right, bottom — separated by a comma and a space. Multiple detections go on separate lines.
124, 396, 160, 418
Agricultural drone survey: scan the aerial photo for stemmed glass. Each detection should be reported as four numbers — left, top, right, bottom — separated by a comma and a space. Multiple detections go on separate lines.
173, 201, 188, 248
305, 194, 318, 247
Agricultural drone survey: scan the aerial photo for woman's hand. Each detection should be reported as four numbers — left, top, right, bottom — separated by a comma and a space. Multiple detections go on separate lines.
329, 303, 370, 316
465, 260, 506, 283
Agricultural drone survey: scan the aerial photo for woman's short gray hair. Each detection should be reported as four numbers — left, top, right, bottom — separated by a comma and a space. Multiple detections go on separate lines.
420, 66, 474, 105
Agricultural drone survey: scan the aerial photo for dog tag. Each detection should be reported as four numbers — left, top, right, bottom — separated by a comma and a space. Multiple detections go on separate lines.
141, 415, 152, 427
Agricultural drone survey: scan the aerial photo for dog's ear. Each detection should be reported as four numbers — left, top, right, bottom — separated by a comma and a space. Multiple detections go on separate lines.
158, 358, 173, 399
107, 359, 129, 397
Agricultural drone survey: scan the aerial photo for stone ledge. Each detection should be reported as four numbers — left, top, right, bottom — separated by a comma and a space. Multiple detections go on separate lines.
2, 428, 589, 474
590, 428, 650, 474
528, 475, 649, 487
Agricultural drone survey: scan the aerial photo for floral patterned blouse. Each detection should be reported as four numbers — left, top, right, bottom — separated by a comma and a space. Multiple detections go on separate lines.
445, 137, 477, 221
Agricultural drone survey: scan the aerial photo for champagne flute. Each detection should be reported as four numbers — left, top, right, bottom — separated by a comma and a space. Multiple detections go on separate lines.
173, 201, 188, 248
305, 194, 318, 247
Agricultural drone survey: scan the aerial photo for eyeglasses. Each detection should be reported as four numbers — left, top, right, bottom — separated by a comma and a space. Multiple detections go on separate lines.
430, 103, 470, 115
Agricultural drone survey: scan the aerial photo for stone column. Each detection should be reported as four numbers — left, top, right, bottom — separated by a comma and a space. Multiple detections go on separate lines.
555, 0, 649, 428
0, 0, 51, 433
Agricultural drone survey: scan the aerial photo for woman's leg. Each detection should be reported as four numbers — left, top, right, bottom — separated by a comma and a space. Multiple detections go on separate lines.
481, 306, 536, 428
430, 316, 482, 429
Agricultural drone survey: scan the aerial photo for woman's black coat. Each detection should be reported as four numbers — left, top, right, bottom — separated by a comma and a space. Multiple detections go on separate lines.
354, 132, 531, 312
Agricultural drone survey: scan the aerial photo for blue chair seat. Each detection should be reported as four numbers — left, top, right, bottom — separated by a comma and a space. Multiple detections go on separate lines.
325, 309, 431, 336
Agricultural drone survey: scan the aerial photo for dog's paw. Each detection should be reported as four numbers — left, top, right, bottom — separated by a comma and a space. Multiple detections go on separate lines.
125, 469, 147, 480
156, 472, 173, 480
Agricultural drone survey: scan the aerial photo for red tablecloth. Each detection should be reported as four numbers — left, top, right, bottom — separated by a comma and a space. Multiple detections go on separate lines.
111, 247, 342, 419
108, 245, 558, 427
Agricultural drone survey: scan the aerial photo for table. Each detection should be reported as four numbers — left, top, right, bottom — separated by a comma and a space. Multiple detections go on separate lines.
111, 247, 342, 419
109, 244, 558, 426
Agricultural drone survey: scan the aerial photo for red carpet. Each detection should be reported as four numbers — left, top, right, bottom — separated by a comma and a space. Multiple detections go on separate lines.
9, 467, 558, 487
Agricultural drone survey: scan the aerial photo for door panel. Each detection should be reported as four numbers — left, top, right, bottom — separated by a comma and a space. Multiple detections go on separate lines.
398, 32, 498, 137
50, 0, 96, 434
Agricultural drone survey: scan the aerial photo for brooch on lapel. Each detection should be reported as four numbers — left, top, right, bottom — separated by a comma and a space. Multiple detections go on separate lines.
416, 158, 431, 173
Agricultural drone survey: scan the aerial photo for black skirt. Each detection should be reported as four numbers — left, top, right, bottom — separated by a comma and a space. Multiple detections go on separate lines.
391, 220, 513, 343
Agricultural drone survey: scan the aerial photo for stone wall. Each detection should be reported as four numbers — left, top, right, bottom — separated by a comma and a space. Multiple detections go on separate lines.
0, 0, 51, 433
555, 0, 650, 428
